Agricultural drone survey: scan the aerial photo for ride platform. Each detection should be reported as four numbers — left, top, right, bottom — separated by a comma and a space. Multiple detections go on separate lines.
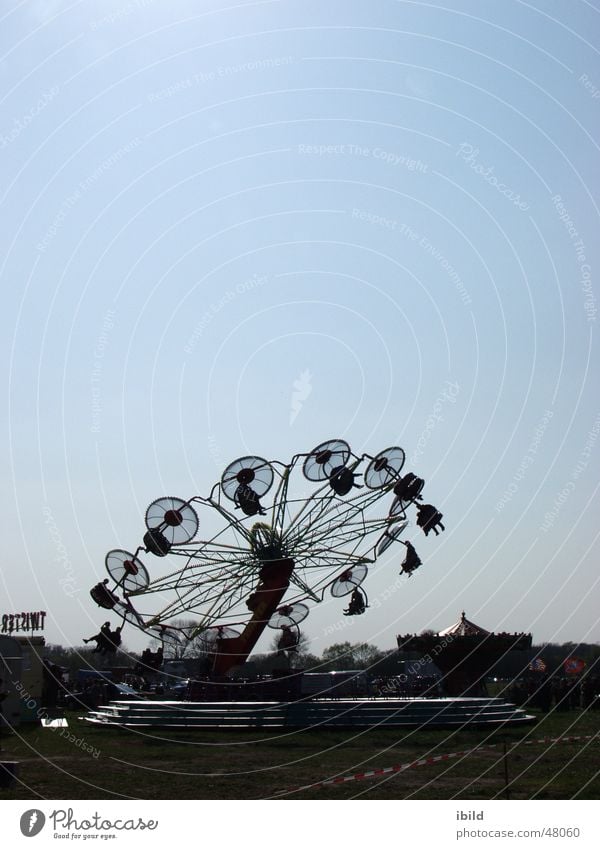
82, 696, 535, 729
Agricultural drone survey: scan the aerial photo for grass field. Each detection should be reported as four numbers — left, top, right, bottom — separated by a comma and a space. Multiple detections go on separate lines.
1, 707, 598, 800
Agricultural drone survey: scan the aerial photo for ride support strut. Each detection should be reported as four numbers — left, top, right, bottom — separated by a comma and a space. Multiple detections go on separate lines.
212, 558, 294, 676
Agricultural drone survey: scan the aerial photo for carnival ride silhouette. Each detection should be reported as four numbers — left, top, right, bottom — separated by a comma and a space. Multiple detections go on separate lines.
89, 440, 445, 675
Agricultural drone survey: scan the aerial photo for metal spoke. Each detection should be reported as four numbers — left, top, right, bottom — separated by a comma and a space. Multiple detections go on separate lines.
97, 443, 437, 649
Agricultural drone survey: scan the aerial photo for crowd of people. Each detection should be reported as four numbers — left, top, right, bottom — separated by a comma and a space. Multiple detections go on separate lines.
9, 619, 600, 718
509, 673, 599, 713
35, 624, 169, 711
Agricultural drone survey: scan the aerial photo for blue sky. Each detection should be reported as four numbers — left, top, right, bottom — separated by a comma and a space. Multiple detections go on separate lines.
1, 0, 599, 656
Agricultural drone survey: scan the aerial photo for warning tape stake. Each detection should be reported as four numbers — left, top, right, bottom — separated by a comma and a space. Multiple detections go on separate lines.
275, 733, 598, 797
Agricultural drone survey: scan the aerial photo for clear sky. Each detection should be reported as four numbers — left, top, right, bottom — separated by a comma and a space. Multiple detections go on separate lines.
1, 0, 599, 657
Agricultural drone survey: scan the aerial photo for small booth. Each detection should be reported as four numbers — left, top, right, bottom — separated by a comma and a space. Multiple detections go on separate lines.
1, 609, 47, 723
14, 636, 46, 722
0, 635, 23, 730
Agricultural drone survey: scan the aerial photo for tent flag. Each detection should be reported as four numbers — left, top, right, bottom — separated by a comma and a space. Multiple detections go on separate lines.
563, 657, 585, 675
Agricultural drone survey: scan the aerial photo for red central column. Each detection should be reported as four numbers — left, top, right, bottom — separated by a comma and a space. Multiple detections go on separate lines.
212, 558, 294, 676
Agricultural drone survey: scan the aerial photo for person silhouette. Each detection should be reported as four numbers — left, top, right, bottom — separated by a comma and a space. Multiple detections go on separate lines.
83, 622, 110, 652
84, 622, 122, 655
400, 540, 422, 575
416, 504, 445, 536
344, 588, 366, 616
393, 473, 424, 502
234, 484, 266, 516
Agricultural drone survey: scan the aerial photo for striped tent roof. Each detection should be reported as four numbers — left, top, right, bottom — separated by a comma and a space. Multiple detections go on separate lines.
439, 611, 490, 637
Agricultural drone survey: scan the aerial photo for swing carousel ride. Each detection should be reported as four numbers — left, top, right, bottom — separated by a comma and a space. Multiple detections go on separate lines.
89, 439, 445, 676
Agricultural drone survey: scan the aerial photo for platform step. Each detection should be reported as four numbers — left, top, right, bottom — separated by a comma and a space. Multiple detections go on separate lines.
82, 697, 535, 729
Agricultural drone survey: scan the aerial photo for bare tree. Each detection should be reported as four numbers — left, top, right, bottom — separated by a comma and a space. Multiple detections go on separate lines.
268, 628, 317, 669
320, 641, 385, 671
149, 619, 208, 661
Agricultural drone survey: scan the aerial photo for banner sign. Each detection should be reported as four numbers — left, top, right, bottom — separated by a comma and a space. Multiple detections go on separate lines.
1, 611, 47, 633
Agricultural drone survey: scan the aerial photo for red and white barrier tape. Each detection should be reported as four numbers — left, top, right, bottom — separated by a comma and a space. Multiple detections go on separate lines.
275, 734, 598, 796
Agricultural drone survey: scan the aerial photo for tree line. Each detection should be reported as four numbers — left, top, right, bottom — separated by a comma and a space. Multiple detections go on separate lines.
42, 637, 600, 681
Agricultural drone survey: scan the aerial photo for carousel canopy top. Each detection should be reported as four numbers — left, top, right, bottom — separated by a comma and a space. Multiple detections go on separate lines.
397, 612, 531, 653
438, 611, 490, 637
